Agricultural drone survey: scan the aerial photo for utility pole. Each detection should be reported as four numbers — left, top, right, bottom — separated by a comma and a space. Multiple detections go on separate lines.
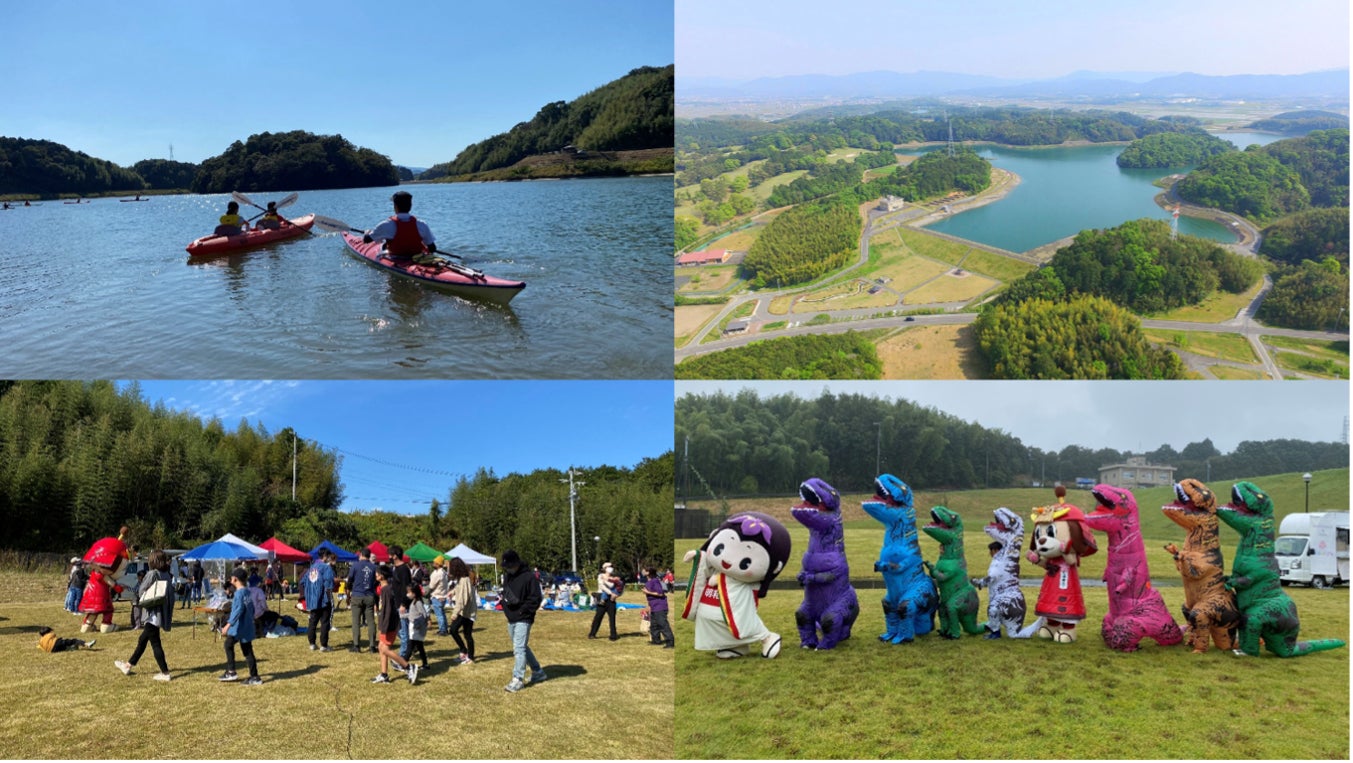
874, 422, 882, 476
292, 434, 297, 502
560, 468, 585, 572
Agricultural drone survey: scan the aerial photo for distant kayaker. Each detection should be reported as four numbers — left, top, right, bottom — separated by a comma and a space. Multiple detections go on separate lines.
214, 201, 251, 236
24, 200, 31, 207
256, 201, 283, 230
362, 191, 438, 263
1, 202, 11, 210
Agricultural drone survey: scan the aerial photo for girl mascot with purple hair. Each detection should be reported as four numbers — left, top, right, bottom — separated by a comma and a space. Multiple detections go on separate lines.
682, 512, 793, 659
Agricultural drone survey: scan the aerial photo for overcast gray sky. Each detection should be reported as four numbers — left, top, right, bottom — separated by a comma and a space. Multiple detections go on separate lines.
677, 0, 1349, 80
675, 381, 1349, 454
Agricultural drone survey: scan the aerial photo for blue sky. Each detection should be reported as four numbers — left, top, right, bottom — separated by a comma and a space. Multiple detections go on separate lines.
676, 381, 1350, 455
4, 0, 673, 167
678, 0, 1349, 80
122, 380, 673, 514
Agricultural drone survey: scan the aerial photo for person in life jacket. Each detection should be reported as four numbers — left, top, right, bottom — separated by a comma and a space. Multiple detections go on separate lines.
362, 191, 437, 263
214, 201, 251, 236
256, 201, 283, 230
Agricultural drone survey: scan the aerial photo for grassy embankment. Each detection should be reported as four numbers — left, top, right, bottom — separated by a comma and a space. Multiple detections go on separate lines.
429, 148, 672, 183
674, 469, 1349, 759
0, 575, 672, 759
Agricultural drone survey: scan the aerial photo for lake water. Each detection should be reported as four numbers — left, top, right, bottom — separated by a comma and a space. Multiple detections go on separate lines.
914, 144, 1236, 253
1210, 131, 1286, 149
0, 177, 671, 379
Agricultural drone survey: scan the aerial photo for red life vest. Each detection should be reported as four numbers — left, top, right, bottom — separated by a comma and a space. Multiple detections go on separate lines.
386, 215, 425, 256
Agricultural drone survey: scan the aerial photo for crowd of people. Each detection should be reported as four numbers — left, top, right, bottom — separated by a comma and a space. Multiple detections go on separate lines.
52, 544, 673, 690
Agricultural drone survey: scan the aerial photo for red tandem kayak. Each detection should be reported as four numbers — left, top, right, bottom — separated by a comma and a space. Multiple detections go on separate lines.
185, 214, 315, 256
341, 232, 525, 305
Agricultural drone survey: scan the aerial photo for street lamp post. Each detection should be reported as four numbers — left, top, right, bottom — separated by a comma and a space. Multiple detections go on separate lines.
874, 422, 882, 476
1303, 472, 1312, 513
593, 536, 601, 573
560, 469, 585, 572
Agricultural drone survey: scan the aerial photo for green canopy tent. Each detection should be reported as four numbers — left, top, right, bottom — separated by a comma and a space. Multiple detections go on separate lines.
403, 542, 443, 563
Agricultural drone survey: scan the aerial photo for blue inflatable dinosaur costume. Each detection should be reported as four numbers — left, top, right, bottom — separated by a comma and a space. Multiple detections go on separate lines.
791, 478, 859, 650
861, 474, 937, 644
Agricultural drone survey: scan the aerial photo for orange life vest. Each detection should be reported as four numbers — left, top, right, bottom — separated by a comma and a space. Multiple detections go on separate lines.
387, 215, 425, 256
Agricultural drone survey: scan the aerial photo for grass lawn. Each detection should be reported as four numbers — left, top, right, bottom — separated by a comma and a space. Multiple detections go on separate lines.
954, 248, 1036, 282
867, 256, 951, 297
1, 575, 672, 760
768, 296, 794, 316
1262, 335, 1350, 362
1144, 330, 1258, 364
707, 225, 763, 252
898, 227, 971, 264
876, 324, 984, 380
1210, 365, 1268, 379
674, 586, 1348, 759
676, 265, 740, 294
1153, 280, 1264, 324
905, 270, 999, 304
1272, 350, 1349, 379
750, 170, 809, 205
793, 281, 897, 313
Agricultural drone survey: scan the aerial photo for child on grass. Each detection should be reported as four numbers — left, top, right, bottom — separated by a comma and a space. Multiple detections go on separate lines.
406, 584, 429, 669
220, 567, 262, 685
38, 627, 95, 653
372, 565, 417, 685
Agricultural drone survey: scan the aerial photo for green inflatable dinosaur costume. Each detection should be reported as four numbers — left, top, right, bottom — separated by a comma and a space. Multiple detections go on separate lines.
921, 506, 984, 639
1218, 482, 1346, 658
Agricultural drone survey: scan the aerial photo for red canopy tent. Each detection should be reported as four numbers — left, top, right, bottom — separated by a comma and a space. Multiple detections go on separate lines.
365, 540, 390, 563
260, 537, 310, 563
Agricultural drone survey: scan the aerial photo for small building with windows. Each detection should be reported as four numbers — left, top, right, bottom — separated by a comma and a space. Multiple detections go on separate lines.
876, 195, 905, 212
677, 249, 730, 267
1098, 456, 1176, 489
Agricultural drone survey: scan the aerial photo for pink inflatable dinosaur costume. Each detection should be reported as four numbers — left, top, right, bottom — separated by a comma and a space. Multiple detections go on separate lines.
1085, 484, 1183, 652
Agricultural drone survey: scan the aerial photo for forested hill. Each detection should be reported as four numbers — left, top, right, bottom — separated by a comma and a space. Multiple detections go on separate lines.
420, 65, 674, 180
192, 131, 398, 193
1247, 110, 1349, 135
0, 137, 145, 195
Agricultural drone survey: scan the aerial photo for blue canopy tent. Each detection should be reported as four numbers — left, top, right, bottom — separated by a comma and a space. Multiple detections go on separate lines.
309, 540, 358, 563
179, 539, 264, 597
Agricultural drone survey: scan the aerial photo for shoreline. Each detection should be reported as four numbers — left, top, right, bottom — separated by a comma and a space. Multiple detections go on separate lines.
906, 166, 1023, 229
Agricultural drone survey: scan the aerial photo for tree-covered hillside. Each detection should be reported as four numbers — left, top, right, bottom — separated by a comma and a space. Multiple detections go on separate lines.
675, 332, 883, 381
132, 159, 200, 190
1247, 110, 1348, 135
1259, 207, 1349, 268
191, 131, 398, 193
421, 65, 673, 179
1116, 131, 1235, 168
0, 137, 144, 195
1174, 129, 1348, 221
741, 197, 861, 287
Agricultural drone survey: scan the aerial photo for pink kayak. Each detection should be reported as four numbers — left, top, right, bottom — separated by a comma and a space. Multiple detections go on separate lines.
341, 232, 525, 305
186, 214, 316, 256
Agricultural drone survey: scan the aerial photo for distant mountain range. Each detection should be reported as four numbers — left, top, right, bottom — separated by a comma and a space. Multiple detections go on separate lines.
681, 68, 1350, 102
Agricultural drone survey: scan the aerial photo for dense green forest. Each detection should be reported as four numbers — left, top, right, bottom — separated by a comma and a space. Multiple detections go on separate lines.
1246, 110, 1348, 135
1259, 207, 1349, 268
765, 149, 896, 207
867, 148, 991, 200
1115, 131, 1235, 168
1174, 129, 1348, 221
675, 389, 1347, 496
675, 331, 882, 380
1256, 259, 1349, 331
995, 219, 1262, 314
131, 159, 200, 190
973, 294, 1186, 380
0, 381, 673, 571
0, 137, 145, 195
741, 197, 861, 287
191, 131, 398, 193
421, 65, 673, 180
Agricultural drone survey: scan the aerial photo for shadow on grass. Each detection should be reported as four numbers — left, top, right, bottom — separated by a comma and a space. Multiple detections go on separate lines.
0, 624, 43, 635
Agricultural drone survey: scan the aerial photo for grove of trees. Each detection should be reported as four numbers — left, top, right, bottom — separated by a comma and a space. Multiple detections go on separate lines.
191, 130, 398, 193
1115, 131, 1235, 168
1175, 129, 1348, 222
675, 331, 883, 380
973, 294, 1186, 379
0, 137, 145, 195
421, 65, 673, 179
741, 197, 861, 287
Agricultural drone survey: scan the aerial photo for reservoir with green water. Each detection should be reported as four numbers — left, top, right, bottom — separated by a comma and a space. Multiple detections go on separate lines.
916, 143, 1236, 252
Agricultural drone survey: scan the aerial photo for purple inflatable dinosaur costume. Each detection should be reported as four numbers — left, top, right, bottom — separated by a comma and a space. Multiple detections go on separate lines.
791, 478, 860, 650
1086, 484, 1184, 652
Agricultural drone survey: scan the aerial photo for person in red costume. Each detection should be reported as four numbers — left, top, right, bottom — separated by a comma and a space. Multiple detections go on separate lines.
1026, 490, 1097, 643
79, 527, 131, 634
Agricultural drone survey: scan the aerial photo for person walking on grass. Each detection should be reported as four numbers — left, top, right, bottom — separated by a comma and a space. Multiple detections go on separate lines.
446, 557, 478, 665
303, 548, 335, 652
372, 564, 417, 685
406, 583, 430, 669
428, 556, 450, 636
500, 550, 545, 693
588, 562, 621, 641
220, 568, 262, 685
348, 546, 378, 653
388, 545, 414, 662
643, 567, 674, 649
115, 550, 176, 681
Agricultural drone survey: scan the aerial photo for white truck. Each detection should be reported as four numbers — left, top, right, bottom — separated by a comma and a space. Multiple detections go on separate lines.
1275, 512, 1349, 589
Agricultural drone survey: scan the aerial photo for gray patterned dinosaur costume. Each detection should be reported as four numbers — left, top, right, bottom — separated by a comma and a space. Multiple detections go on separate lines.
971, 507, 1028, 639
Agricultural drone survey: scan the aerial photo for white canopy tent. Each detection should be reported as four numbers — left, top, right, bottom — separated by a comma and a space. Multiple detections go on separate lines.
445, 542, 498, 589
216, 533, 272, 561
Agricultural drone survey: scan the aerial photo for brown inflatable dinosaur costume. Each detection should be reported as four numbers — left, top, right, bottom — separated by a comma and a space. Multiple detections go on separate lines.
1161, 479, 1239, 654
